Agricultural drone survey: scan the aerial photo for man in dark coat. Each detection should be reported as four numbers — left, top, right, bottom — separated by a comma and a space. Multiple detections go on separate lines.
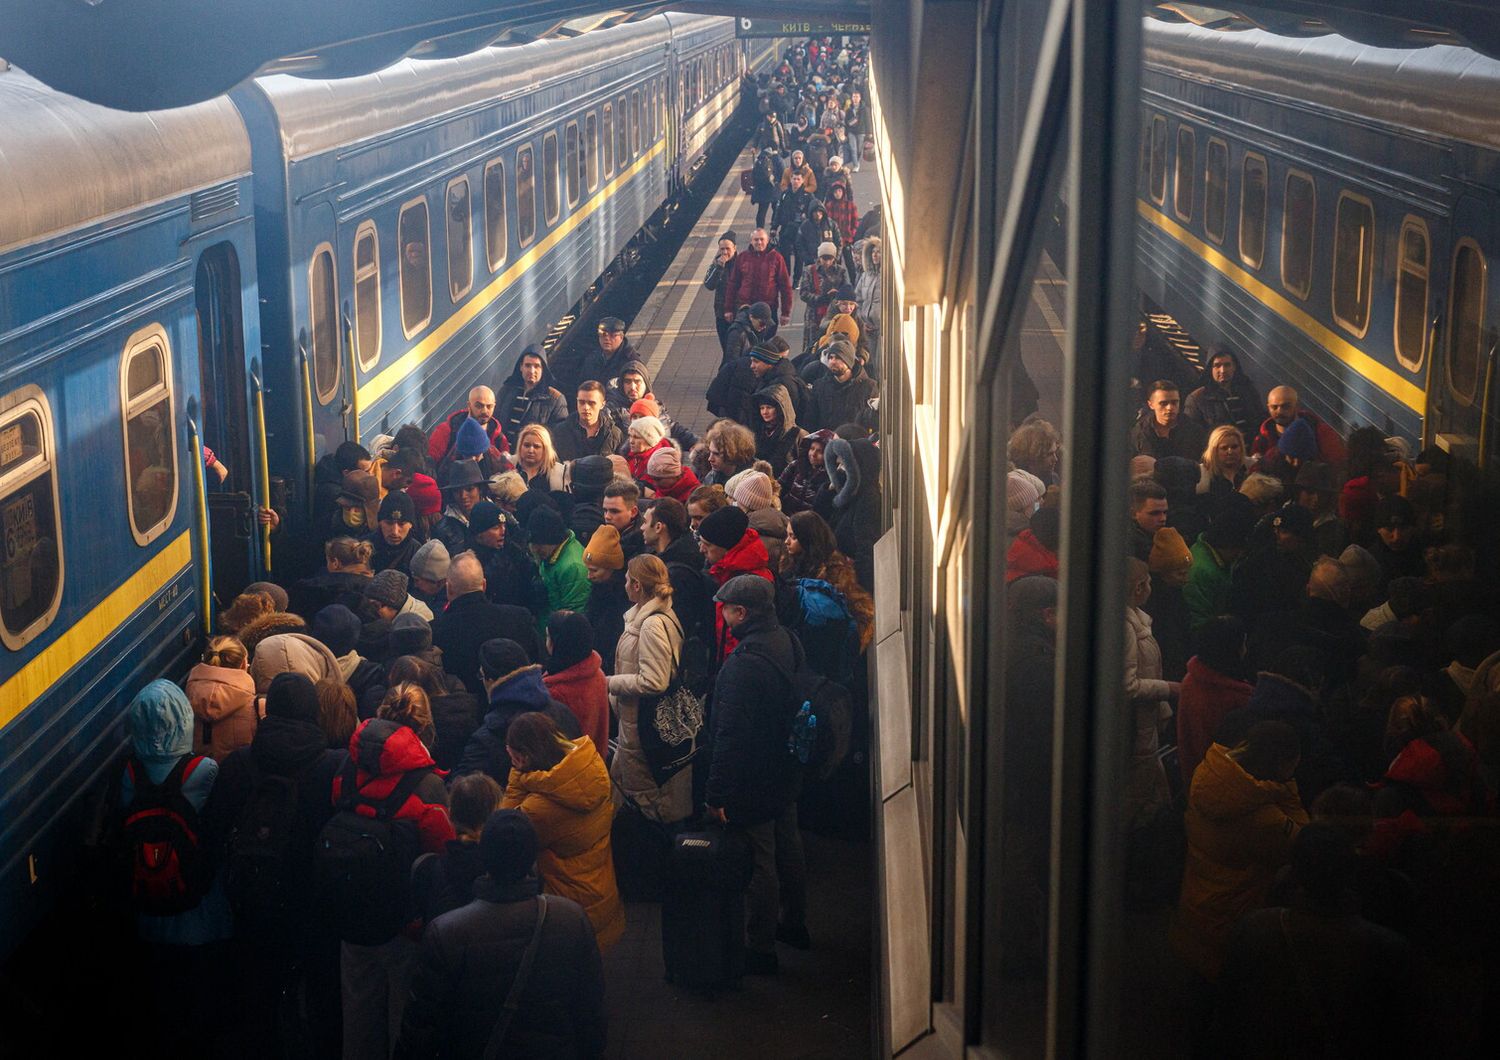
750, 148, 784, 228
807, 339, 878, 432
366, 490, 421, 574
772, 173, 816, 285
704, 230, 741, 352
1228, 504, 1317, 625
395, 810, 606, 1059
551, 381, 624, 462
707, 337, 805, 426
431, 461, 485, 559
720, 302, 779, 369
494, 344, 567, 442
1183, 346, 1260, 437
467, 502, 542, 612
431, 553, 527, 695
570, 317, 636, 398
704, 575, 806, 973
1128, 379, 1208, 461
452, 640, 582, 787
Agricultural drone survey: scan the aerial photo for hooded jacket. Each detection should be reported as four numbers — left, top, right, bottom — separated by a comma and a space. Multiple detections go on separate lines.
606, 596, 687, 820
185, 663, 258, 763
573, 338, 638, 401
709, 529, 776, 662
333, 719, 455, 856
535, 531, 592, 619
427, 408, 508, 466
824, 190, 859, 248
753, 383, 807, 476
544, 652, 609, 755
1004, 529, 1059, 584
1170, 742, 1307, 979
809, 362, 878, 432
854, 238, 882, 335
1249, 409, 1348, 477
604, 358, 653, 423
1176, 656, 1254, 790
778, 428, 835, 516
502, 736, 625, 951
797, 202, 841, 263
624, 436, 673, 484
495, 347, 568, 440
455, 665, 583, 788
1183, 357, 1260, 436
826, 437, 882, 585
248, 632, 343, 693
724, 247, 794, 321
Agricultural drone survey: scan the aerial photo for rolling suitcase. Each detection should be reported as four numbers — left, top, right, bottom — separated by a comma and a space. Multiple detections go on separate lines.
660, 824, 754, 991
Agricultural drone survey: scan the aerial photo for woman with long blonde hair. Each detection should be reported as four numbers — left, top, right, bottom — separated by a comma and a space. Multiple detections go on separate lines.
512, 423, 568, 492
1196, 424, 1248, 515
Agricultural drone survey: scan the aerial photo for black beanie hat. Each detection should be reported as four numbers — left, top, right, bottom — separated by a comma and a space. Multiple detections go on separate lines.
469, 500, 504, 535
378, 490, 416, 524
697, 505, 749, 550
527, 505, 568, 547
265, 672, 320, 724
546, 611, 596, 675
479, 638, 533, 682
311, 604, 362, 658
479, 809, 538, 883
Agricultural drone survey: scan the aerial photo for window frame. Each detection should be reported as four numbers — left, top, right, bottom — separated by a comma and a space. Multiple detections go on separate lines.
1281, 169, 1317, 301
1446, 237, 1488, 406
1203, 136, 1229, 245
630, 90, 641, 158
584, 110, 599, 192
1148, 115, 1167, 206
1239, 152, 1268, 270
602, 103, 615, 178
516, 144, 537, 248
0, 384, 65, 650
445, 176, 473, 304
617, 95, 629, 163
542, 130, 561, 227
308, 241, 341, 402
564, 120, 581, 209
1393, 215, 1431, 372
483, 158, 508, 272
1330, 190, 1376, 339
119, 322, 180, 547
352, 221, 381, 371
1173, 124, 1196, 223
396, 196, 433, 339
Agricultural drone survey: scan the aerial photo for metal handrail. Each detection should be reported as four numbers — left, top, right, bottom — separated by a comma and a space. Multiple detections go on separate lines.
186, 418, 213, 637
250, 372, 273, 572
298, 342, 317, 513
343, 313, 361, 444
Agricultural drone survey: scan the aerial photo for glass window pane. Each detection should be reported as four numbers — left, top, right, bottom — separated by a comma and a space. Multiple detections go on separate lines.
630, 91, 641, 157
517, 146, 536, 246
310, 247, 339, 398
446, 179, 472, 302
1240, 155, 1267, 269
398, 201, 432, 335
1, 404, 60, 640
1174, 126, 1195, 221
484, 161, 507, 271
1332, 195, 1374, 334
542, 133, 560, 225
354, 225, 380, 369
126, 395, 174, 537
0, 410, 42, 478
127, 345, 164, 400
565, 123, 580, 207
584, 112, 598, 191
1449, 243, 1486, 400
1149, 117, 1166, 204
617, 96, 629, 162
1395, 222, 1429, 369
1204, 140, 1227, 243
1282, 172, 1315, 298
603, 103, 614, 177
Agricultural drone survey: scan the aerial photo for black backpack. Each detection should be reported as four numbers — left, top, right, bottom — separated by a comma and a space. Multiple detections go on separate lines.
313, 761, 430, 945
120, 754, 212, 916
225, 764, 305, 935
744, 637, 853, 781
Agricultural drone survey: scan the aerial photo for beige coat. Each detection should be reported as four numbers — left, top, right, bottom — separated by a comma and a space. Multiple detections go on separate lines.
1124, 606, 1173, 827
606, 595, 691, 823
186, 663, 258, 762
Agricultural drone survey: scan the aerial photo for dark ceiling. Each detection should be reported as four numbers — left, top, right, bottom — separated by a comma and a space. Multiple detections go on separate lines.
0, 1, 1493, 111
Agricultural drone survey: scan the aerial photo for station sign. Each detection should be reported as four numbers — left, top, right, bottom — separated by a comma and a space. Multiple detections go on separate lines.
735, 17, 871, 38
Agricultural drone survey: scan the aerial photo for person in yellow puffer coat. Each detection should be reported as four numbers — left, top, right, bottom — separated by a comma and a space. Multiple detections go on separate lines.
1170, 719, 1308, 980
500, 711, 625, 951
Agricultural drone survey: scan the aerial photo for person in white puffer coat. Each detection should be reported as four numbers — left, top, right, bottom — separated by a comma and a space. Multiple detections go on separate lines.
854, 236, 882, 346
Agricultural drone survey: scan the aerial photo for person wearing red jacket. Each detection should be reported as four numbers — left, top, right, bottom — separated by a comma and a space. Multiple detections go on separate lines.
1005, 506, 1061, 584
697, 506, 774, 663
334, 708, 455, 1060
1175, 616, 1254, 790
426, 386, 509, 466
644, 445, 700, 503
723, 228, 794, 326
1248, 385, 1346, 479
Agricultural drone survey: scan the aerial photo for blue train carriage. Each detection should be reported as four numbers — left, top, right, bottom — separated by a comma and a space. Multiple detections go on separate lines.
665, 13, 749, 189
232, 17, 693, 550
1136, 21, 1500, 487
0, 74, 262, 952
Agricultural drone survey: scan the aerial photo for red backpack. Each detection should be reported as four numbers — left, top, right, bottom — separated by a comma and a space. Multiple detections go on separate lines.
121, 755, 212, 916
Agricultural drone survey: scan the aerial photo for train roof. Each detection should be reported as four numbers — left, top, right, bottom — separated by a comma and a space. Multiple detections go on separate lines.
0, 71, 250, 255
1144, 21, 1500, 152
251, 14, 726, 162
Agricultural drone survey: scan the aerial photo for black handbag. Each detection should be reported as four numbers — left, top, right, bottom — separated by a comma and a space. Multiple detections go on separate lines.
637, 612, 705, 785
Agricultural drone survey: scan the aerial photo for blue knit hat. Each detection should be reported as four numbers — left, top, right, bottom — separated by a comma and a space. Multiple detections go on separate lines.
1279, 416, 1319, 461
454, 416, 491, 459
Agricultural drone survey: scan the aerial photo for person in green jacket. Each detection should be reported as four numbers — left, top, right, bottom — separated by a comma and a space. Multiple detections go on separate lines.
527, 505, 591, 622
1183, 510, 1253, 631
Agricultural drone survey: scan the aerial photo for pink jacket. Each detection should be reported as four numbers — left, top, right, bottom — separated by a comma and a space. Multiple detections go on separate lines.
186, 663, 258, 762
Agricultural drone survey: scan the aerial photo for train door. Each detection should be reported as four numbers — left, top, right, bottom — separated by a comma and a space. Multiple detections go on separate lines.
302, 203, 351, 451
194, 243, 258, 604
665, 48, 681, 191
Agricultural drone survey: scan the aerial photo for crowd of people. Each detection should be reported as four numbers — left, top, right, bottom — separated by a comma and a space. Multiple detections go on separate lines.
104, 37, 882, 1059
1005, 338, 1500, 1052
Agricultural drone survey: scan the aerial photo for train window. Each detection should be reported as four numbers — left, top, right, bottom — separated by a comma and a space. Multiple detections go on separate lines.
584, 112, 598, 191
1331, 191, 1375, 337
1282, 170, 1316, 300
631, 90, 641, 158
1447, 239, 1487, 404
0, 387, 63, 649
617, 96, 629, 163
120, 325, 179, 546
1148, 116, 1166, 205
1240, 153, 1267, 269
565, 122, 581, 209
483, 159, 508, 272
397, 199, 432, 337
602, 104, 615, 178
1173, 126, 1195, 222
1204, 138, 1228, 244
446, 177, 473, 303
542, 131, 560, 226
1394, 218, 1430, 371
517, 145, 536, 247
353, 222, 381, 370
309, 244, 340, 400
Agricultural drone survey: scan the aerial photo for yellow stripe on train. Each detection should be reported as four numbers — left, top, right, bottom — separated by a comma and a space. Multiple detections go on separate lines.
0, 531, 193, 728
1137, 201, 1426, 414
